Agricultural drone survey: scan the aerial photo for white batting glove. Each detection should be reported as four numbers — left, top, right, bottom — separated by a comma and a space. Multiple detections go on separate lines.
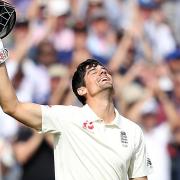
0, 39, 8, 65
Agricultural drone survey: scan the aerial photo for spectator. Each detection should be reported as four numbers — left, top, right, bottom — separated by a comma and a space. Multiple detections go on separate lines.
140, 98, 171, 180
87, 9, 117, 64
70, 21, 91, 75
142, 4, 176, 62
13, 126, 55, 180
1, 0, 180, 179
47, 64, 74, 106
165, 48, 180, 76
168, 122, 180, 180
34, 40, 57, 68
0, 137, 18, 180
46, 0, 75, 65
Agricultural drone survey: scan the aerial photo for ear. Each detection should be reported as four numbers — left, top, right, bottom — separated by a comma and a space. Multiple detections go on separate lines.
77, 87, 87, 96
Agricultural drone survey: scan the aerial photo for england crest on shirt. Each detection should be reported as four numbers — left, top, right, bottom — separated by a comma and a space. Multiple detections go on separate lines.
120, 131, 128, 147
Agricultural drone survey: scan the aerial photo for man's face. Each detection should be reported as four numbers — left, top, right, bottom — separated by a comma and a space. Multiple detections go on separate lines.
92, 19, 109, 35
82, 65, 113, 97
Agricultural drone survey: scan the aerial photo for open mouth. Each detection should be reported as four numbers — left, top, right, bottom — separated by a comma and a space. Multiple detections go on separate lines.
98, 76, 110, 82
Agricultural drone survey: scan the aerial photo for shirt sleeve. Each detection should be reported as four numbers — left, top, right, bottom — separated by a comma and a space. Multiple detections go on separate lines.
40, 105, 75, 134
128, 126, 153, 178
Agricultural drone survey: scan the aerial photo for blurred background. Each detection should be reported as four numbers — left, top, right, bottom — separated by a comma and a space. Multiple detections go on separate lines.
0, 0, 180, 180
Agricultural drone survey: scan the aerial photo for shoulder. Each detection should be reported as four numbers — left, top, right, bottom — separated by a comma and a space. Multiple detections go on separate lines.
42, 105, 81, 112
41, 105, 84, 124
119, 114, 143, 135
120, 115, 144, 144
118, 114, 145, 151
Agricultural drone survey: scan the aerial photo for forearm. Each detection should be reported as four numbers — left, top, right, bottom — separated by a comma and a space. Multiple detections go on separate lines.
126, 100, 146, 122
48, 77, 70, 105
13, 132, 43, 164
48, 86, 66, 105
108, 32, 132, 72
158, 91, 180, 129
0, 63, 19, 114
0, 41, 42, 130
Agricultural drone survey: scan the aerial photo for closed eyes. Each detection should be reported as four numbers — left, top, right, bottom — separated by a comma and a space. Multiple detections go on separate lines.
87, 68, 97, 75
87, 66, 110, 76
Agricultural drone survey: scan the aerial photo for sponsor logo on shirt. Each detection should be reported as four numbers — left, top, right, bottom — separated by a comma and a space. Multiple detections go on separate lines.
120, 131, 128, 147
83, 120, 94, 130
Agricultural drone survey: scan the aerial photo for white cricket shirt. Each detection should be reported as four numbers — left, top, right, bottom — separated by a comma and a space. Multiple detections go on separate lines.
41, 104, 152, 180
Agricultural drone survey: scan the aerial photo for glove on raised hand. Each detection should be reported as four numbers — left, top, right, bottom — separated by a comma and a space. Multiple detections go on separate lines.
0, 39, 8, 65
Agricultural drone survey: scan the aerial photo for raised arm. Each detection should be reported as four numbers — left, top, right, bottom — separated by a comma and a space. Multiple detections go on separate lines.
0, 40, 42, 130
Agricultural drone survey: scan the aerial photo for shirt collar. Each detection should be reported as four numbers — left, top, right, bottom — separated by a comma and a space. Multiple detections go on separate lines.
113, 109, 121, 128
82, 104, 121, 129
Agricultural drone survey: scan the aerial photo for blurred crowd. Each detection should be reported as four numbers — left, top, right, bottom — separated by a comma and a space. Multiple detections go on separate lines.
0, 0, 180, 179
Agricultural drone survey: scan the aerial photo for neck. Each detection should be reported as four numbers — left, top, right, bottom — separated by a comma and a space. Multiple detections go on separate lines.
86, 93, 115, 124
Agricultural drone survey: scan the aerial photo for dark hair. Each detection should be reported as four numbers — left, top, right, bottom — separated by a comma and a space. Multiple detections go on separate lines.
72, 59, 103, 105
73, 21, 87, 34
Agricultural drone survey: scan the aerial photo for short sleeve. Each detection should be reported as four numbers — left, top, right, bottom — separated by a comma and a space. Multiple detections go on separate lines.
40, 105, 74, 134
128, 127, 153, 178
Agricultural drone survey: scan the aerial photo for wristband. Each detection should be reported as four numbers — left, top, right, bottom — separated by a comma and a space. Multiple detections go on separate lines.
0, 48, 8, 65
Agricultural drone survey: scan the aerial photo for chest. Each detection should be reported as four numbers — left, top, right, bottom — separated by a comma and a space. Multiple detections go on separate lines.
60, 120, 133, 164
